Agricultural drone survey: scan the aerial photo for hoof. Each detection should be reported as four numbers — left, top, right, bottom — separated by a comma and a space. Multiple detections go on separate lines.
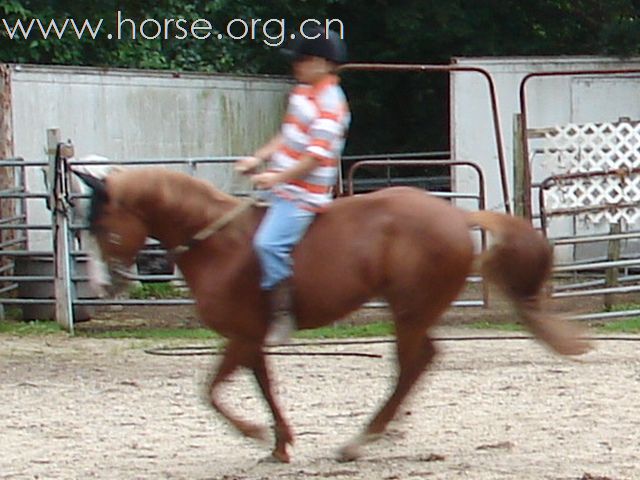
258, 449, 290, 464
337, 443, 361, 462
271, 448, 291, 463
338, 432, 380, 462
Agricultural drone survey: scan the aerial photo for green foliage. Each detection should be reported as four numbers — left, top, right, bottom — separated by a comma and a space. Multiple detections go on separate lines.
331, 0, 640, 153
0, 0, 339, 73
1, 1, 639, 153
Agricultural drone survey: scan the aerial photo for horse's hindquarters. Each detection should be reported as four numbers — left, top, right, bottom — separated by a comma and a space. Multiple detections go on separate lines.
291, 189, 475, 328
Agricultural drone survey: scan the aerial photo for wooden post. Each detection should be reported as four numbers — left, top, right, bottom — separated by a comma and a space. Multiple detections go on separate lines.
0, 65, 17, 291
48, 128, 74, 333
604, 222, 621, 311
513, 113, 526, 218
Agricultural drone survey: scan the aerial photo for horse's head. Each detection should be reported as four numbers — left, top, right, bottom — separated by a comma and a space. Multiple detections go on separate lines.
73, 169, 148, 296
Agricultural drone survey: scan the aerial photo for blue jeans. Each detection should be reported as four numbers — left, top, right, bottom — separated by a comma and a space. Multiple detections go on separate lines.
253, 195, 316, 290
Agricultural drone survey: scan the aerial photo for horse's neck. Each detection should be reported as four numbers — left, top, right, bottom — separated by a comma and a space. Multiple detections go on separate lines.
171, 205, 264, 299
122, 173, 241, 249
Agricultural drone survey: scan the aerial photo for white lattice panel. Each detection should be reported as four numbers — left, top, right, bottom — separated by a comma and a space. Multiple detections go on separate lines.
542, 121, 640, 224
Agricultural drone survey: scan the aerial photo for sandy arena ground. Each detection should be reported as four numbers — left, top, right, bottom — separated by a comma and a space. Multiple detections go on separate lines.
1, 328, 639, 480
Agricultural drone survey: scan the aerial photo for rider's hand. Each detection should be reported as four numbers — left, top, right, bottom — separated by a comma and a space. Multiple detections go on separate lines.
235, 156, 263, 175
251, 171, 282, 190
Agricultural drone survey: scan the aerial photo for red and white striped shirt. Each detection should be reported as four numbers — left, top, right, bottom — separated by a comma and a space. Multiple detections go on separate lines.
270, 74, 350, 209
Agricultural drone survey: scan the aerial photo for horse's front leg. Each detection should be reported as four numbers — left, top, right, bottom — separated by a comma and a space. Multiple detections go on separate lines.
206, 339, 268, 443
252, 351, 294, 463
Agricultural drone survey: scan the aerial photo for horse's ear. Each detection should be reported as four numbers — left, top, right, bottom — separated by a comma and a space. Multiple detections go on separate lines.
72, 168, 108, 198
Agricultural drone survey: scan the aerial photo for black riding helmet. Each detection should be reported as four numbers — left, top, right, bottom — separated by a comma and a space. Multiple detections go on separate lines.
283, 26, 347, 65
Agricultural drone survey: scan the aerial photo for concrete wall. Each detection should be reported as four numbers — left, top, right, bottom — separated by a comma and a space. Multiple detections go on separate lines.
3, 64, 290, 250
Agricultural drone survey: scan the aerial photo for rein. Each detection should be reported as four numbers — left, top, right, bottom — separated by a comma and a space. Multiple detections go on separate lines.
169, 198, 256, 256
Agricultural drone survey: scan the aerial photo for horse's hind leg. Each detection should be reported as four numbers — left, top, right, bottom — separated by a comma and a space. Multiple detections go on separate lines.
206, 339, 269, 442
339, 322, 437, 461
252, 354, 294, 463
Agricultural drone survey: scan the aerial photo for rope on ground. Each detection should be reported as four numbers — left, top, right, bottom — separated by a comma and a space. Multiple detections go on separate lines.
144, 346, 382, 358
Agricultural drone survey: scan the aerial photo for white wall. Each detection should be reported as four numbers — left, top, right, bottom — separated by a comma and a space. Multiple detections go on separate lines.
6, 64, 290, 250
451, 56, 640, 209
450, 56, 640, 260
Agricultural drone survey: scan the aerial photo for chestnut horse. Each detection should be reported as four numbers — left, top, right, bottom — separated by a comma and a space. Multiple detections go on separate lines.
75, 167, 589, 463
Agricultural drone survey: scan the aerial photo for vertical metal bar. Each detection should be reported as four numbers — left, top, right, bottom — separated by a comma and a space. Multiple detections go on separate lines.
604, 222, 621, 311
48, 128, 74, 333
477, 176, 489, 309
187, 159, 197, 178
339, 63, 511, 213
336, 157, 344, 196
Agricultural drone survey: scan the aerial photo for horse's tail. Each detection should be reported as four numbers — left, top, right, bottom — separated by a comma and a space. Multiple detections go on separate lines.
466, 210, 591, 356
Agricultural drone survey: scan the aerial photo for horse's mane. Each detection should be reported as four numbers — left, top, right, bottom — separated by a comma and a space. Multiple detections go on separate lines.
99, 167, 240, 231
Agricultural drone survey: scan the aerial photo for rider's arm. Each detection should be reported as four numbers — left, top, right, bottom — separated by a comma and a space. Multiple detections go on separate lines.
251, 154, 319, 190
254, 133, 284, 162
235, 134, 284, 174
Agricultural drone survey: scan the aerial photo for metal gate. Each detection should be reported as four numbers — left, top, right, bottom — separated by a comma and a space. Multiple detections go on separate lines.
0, 134, 492, 332
518, 70, 640, 320
0, 130, 253, 333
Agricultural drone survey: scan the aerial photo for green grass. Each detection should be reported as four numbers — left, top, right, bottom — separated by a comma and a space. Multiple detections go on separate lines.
0, 318, 395, 339
82, 327, 219, 340
0, 319, 64, 336
296, 321, 394, 339
468, 317, 640, 334
88, 321, 395, 340
3, 316, 640, 338
592, 303, 640, 333
606, 302, 640, 313
128, 282, 189, 300
465, 321, 525, 332
596, 317, 640, 333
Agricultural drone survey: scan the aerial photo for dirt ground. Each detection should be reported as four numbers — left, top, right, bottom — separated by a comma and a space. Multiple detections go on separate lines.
2, 327, 640, 480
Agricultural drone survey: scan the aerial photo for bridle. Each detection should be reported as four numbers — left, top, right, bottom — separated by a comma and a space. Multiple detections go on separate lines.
168, 198, 257, 255
99, 197, 257, 286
